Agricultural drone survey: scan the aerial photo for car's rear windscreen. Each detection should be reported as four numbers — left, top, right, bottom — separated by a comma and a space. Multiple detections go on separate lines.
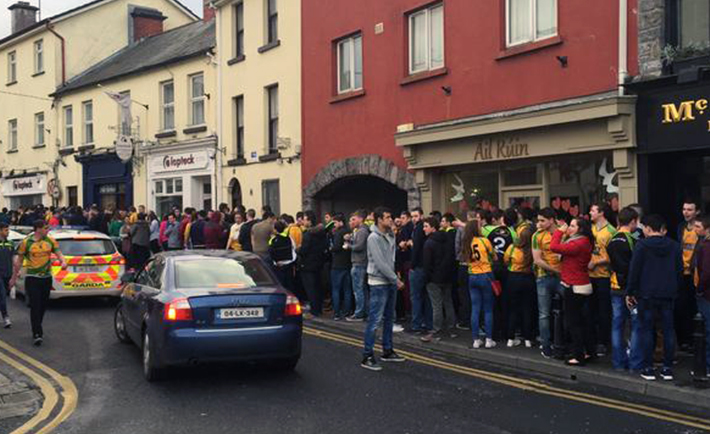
58, 239, 116, 256
175, 258, 275, 289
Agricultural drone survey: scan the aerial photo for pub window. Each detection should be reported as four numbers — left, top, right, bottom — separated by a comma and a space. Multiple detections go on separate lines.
506, 0, 557, 47
67, 186, 78, 207
677, 0, 710, 48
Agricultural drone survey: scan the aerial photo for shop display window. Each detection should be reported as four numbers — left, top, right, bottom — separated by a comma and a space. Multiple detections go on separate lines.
547, 152, 616, 219
444, 168, 499, 214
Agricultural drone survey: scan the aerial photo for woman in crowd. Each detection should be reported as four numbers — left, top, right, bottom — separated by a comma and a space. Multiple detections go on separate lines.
148, 211, 161, 254
551, 217, 595, 366
462, 220, 497, 349
504, 225, 536, 348
227, 211, 245, 251
120, 216, 132, 262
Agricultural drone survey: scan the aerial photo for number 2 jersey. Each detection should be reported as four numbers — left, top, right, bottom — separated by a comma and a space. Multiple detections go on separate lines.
485, 226, 517, 264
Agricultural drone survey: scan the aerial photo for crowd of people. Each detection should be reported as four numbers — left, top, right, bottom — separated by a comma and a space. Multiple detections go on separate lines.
0, 199, 709, 379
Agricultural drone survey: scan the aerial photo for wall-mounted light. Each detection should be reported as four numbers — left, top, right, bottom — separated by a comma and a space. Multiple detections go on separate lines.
441, 86, 452, 95
556, 56, 568, 68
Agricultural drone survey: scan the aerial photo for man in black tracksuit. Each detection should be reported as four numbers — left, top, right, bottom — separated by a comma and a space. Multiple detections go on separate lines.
299, 211, 328, 317
408, 208, 432, 332
421, 217, 456, 342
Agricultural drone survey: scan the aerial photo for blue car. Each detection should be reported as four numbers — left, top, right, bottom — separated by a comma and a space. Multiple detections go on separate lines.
114, 250, 303, 381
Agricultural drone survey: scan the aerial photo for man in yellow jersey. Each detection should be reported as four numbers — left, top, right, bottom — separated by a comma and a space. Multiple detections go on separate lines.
589, 203, 617, 357
532, 207, 562, 358
676, 199, 700, 351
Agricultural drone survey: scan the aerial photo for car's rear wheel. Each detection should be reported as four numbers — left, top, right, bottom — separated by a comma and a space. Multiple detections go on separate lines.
114, 304, 131, 344
142, 329, 166, 382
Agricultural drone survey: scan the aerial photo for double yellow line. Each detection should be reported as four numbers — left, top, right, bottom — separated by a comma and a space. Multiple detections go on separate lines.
304, 326, 710, 432
0, 340, 77, 434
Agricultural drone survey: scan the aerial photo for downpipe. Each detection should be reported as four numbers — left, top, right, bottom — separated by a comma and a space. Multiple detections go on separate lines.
692, 313, 708, 383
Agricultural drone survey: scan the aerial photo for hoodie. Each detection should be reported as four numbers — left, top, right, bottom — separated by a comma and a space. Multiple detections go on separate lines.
367, 224, 398, 286
627, 236, 683, 300
423, 231, 454, 284
351, 224, 370, 266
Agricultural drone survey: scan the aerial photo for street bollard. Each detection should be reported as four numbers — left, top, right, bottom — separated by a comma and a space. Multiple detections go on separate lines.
552, 293, 565, 360
692, 313, 708, 383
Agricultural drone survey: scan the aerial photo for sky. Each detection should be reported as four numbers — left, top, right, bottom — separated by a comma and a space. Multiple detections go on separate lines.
0, 0, 203, 38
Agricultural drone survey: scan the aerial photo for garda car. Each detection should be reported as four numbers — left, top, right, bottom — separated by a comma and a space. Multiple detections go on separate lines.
15, 229, 126, 300
114, 251, 303, 381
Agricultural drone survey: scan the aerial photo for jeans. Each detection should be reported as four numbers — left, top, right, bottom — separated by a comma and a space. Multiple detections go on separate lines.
591, 277, 612, 348
426, 282, 455, 332
638, 297, 675, 369
362, 284, 397, 357
0, 277, 8, 317
695, 297, 710, 371
611, 294, 642, 370
536, 275, 563, 349
409, 267, 433, 331
469, 274, 494, 340
331, 268, 353, 317
506, 272, 536, 341
351, 265, 368, 318
301, 271, 322, 316
26, 276, 52, 337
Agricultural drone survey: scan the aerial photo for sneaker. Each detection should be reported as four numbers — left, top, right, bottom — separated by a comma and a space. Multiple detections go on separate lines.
506, 338, 521, 348
456, 323, 471, 331
640, 368, 656, 381
360, 355, 382, 371
541, 346, 553, 359
381, 350, 405, 362
660, 368, 674, 381
485, 339, 497, 349
420, 332, 435, 343
33, 336, 43, 347
596, 344, 608, 357
3, 317, 10, 329
345, 315, 365, 322
333, 315, 343, 321
524, 340, 533, 348
393, 324, 404, 333
472, 339, 483, 349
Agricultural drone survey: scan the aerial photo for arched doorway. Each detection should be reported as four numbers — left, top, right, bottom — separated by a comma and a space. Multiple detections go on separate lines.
229, 178, 242, 210
314, 175, 408, 216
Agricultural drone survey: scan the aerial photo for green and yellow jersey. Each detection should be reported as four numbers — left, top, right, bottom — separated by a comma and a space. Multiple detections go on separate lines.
17, 235, 59, 278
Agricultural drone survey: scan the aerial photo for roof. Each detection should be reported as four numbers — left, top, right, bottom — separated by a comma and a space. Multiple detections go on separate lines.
0, 0, 199, 47
53, 19, 214, 96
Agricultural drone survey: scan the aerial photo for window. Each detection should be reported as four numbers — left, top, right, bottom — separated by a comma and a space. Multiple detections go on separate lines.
82, 101, 94, 144
154, 177, 184, 216
67, 186, 78, 207
118, 90, 131, 136
234, 95, 245, 159
64, 106, 73, 148
189, 74, 205, 126
7, 119, 17, 152
34, 40, 43, 74
234, 2, 245, 58
262, 179, 280, 215
34, 112, 44, 146
7, 51, 16, 83
175, 258, 275, 290
678, 0, 710, 48
57, 240, 116, 256
161, 80, 175, 130
266, 0, 278, 44
337, 34, 363, 93
266, 85, 279, 154
408, 3, 444, 74
506, 0, 557, 47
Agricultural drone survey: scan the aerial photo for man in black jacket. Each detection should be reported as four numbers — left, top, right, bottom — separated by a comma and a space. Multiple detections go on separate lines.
330, 213, 352, 320
299, 211, 327, 318
408, 208, 432, 333
420, 217, 456, 342
238, 209, 257, 252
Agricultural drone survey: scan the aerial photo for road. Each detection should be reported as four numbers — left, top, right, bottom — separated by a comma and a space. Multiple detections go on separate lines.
0, 296, 708, 434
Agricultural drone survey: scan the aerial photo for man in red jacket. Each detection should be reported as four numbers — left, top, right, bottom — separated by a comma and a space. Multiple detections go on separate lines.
692, 215, 710, 378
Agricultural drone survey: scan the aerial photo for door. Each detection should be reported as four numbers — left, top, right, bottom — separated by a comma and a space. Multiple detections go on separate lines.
501, 189, 542, 210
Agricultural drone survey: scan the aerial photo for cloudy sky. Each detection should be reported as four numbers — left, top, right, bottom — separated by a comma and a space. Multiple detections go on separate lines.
0, 0, 203, 38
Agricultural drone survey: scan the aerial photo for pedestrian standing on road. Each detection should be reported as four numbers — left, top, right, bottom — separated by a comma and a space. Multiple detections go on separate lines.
408, 207, 433, 333
361, 207, 406, 371
462, 220, 497, 349
10, 220, 67, 346
0, 223, 14, 328
589, 203, 617, 358
420, 217, 457, 342
676, 199, 701, 352
346, 210, 370, 322
607, 207, 642, 371
503, 225, 536, 348
691, 215, 710, 378
627, 214, 683, 381
330, 213, 352, 320
130, 213, 151, 270
532, 207, 562, 359
550, 218, 594, 366
120, 216, 132, 260
299, 211, 327, 318
269, 220, 297, 293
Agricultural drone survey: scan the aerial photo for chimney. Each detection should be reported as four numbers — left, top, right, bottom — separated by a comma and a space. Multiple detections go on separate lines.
203, 0, 215, 22
129, 6, 166, 43
9, 1, 39, 34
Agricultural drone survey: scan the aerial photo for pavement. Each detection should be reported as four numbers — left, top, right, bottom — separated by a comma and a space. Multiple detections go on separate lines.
0, 296, 708, 434
0, 360, 43, 433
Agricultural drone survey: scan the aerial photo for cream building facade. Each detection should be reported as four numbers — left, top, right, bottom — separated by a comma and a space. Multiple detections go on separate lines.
214, 0, 302, 215
0, 0, 197, 209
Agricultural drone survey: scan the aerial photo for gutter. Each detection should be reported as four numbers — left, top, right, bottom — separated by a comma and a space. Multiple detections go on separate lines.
46, 22, 66, 86
618, 0, 628, 95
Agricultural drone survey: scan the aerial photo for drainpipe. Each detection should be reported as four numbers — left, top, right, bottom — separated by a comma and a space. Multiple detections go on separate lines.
618, 0, 628, 95
46, 22, 66, 86
214, 2, 224, 208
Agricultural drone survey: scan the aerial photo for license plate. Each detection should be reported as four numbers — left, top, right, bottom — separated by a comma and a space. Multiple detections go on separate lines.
72, 266, 102, 273
218, 307, 264, 320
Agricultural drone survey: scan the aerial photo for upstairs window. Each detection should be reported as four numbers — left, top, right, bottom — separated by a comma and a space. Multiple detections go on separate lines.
83, 101, 94, 144
7, 119, 17, 152
266, 85, 279, 154
34, 40, 43, 74
506, 0, 557, 47
64, 106, 73, 148
34, 112, 44, 147
337, 34, 363, 93
678, 0, 710, 48
266, 0, 278, 44
189, 73, 205, 126
161, 80, 175, 130
234, 2, 245, 58
7, 51, 16, 83
408, 3, 444, 74
234, 95, 245, 159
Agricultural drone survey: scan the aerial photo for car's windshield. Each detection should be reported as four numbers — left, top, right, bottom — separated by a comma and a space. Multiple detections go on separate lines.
58, 239, 116, 256
175, 258, 275, 290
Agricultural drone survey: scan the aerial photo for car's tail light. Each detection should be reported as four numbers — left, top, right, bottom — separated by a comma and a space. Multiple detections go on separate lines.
109, 257, 126, 265
164, 298, 193, 321
284, 295, 302, 317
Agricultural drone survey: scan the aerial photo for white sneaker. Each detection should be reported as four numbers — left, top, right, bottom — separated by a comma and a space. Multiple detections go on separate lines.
506, 339, 521, 348
2, 317, 10, 329
393, 324, 404, 333
472, 339, 483, 349
485, 339, 497, 349
524, 340, 533, 348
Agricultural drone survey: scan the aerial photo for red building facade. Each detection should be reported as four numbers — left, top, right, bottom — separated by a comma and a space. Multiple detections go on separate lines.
302, 0, 640, 215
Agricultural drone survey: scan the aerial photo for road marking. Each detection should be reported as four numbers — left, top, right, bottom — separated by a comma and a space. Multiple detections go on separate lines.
0, 340, 78, 434
304, 326, 710, 432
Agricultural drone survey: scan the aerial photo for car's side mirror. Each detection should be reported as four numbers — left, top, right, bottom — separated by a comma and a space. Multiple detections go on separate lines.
120, 272, 135, 284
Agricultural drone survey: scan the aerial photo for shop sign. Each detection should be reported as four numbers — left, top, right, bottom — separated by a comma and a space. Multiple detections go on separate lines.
472, 135, 530, 162
150, 151, 209, 174
1, 174, 46, 197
